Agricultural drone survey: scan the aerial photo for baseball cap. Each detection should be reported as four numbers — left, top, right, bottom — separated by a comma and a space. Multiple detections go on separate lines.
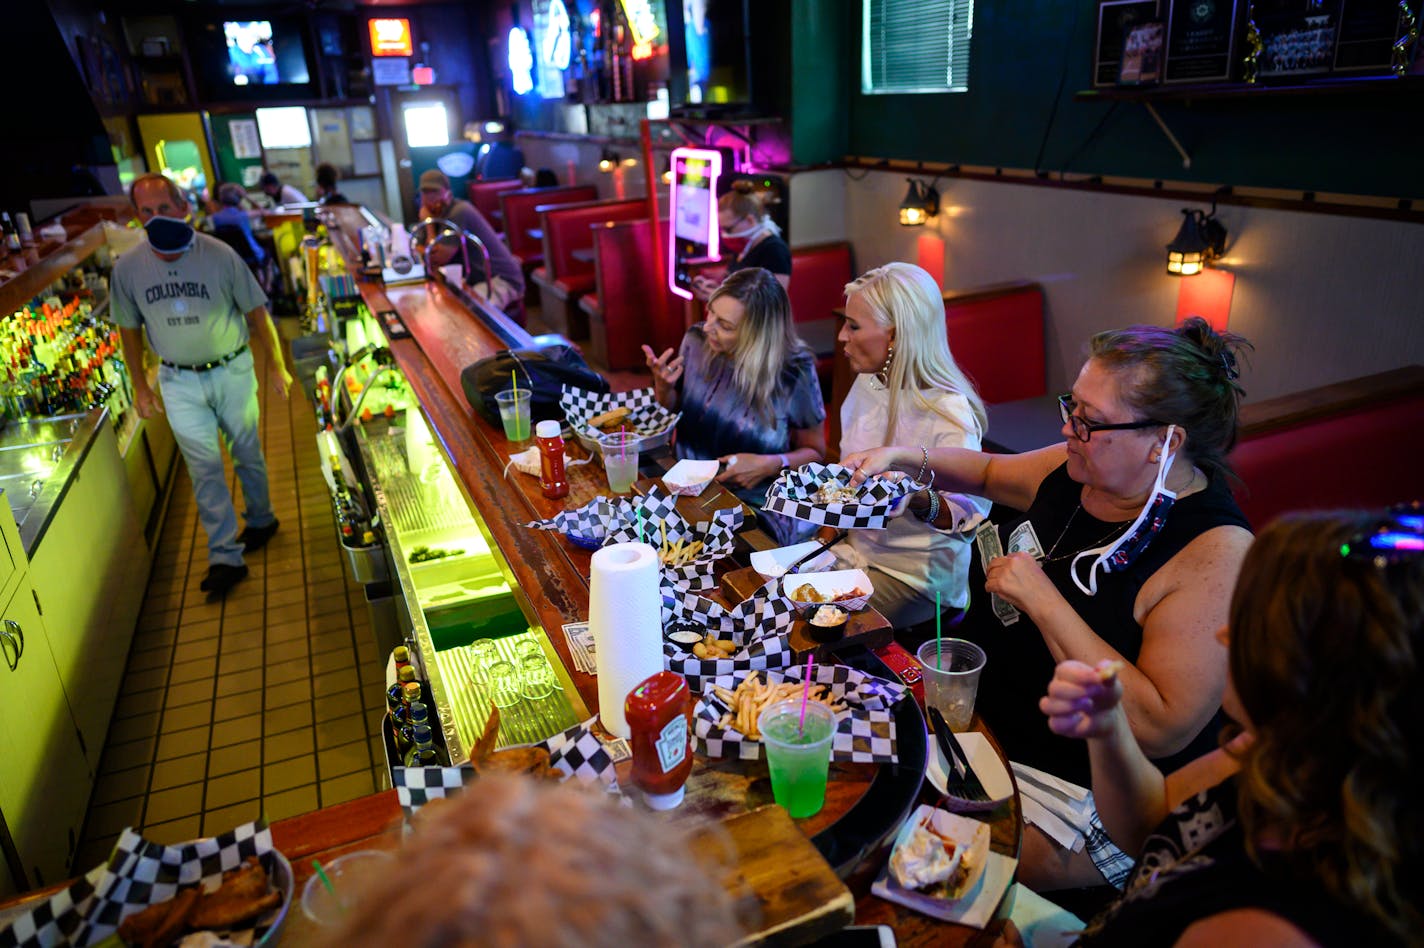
419, 169, 450, 191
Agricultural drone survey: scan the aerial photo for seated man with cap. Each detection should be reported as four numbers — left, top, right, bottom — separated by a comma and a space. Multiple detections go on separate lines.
415, 169, 525, 311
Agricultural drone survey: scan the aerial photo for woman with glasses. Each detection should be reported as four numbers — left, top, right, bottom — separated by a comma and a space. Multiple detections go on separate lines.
842, 316, 1254, 892
1039, 507, 1422, 945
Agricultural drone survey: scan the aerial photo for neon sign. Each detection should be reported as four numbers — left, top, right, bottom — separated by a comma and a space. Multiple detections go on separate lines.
508, 27, 534, 95
668, 147, 722, 300
619, 0, 661, 47
368, 19, 412, 57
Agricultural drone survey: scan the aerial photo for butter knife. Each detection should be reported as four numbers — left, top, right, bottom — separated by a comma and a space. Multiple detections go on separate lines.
928, 706, 989, 802
786, 530, 848, 575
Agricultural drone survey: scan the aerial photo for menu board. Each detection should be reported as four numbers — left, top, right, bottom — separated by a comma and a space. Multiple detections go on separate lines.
1164, 0, 1242, 82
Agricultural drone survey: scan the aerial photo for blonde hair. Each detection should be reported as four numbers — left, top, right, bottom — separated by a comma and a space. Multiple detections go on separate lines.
718, 181, 782, 236
844, 262, 986, 445
317, 775, 747, 948
708, 267, 805, 419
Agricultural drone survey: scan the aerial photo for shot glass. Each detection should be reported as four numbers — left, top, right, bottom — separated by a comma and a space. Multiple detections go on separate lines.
494, 388, 531, 442
467, 639, 496, 684
488, 659, 522, 708
758, 699, 837, 819
916, 638, 987, 732
520, 654, 555, 700
301, 850, 394, 926
598, 431, 641, 494
514, 638, 544, 663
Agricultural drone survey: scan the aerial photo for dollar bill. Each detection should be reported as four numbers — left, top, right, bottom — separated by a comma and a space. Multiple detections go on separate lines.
562, 622, 597, 674
974, 520, 1021, 626
1007, 520, 1045, 559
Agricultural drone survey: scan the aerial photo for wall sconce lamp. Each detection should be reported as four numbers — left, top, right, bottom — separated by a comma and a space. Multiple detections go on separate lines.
898, 179, 939, 227
1165, 204, 1227, 276
598, 148, 618, 172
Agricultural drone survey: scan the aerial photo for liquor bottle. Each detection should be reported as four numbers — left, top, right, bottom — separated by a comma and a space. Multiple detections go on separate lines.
396, 700, 429, 756
385, 665, 418, 713
393, 645, 411, 676
402, 724, 441, 767
390, 680, 423, 732
1, 213, 18, 253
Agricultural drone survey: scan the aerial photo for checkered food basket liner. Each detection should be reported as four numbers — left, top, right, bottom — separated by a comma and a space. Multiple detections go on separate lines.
660, 578, 798, 692
693, 665, 909, 764
393, 717, 622, 821
605, 486, 743, 591
762, 462, 922, 530
561, 385, 680, 453
0, 822, 277, 948
526, 494, 635, 545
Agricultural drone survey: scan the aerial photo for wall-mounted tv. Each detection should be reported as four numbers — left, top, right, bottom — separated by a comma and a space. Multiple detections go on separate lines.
192, 17, 313, 101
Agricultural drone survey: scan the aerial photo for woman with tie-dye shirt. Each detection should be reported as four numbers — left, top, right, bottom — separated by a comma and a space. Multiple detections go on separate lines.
642, 268, 826, 543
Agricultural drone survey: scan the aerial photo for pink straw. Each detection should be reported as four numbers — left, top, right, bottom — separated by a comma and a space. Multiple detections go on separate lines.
798, 652, 815, 734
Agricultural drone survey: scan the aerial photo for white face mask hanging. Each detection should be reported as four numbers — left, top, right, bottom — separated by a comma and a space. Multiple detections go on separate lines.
1070, 425, 1179, 597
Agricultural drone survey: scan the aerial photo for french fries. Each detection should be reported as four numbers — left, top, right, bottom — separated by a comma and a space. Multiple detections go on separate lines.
712, 671, 847, 740
656, 525, 705, 566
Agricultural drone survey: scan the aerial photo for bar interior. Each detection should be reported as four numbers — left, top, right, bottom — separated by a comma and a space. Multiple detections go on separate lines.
1, 0, 1421, 945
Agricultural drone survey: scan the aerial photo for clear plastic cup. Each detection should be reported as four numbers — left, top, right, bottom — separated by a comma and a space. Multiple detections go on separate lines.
758, 699, 837, 819
916, 638, 986, 732
598, 431, 640, 493
301, 850, 394, 926
494, 388, 531, 442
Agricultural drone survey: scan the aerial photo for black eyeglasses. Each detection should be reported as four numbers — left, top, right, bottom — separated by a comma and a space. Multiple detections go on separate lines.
1340, 502, 1424, 566
1057, 394, 1165, 443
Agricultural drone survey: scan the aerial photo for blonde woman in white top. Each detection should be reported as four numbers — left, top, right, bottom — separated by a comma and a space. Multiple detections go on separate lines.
822, 262, 990, 627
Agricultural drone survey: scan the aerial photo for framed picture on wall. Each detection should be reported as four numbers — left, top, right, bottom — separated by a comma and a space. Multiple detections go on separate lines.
1096, 1, 1161, 86
1120, 21, 1166, 82
1332, 0, 1410, 72
1256, 0, 1342, 77
1164, 0, 1243, 82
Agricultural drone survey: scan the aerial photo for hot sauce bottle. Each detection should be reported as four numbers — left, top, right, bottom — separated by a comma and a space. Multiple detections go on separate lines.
535, 419, 569, 499
625, 671, 694, 810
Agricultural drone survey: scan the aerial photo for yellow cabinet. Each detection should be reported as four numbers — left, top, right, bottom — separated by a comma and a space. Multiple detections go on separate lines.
0, 568, 89, 893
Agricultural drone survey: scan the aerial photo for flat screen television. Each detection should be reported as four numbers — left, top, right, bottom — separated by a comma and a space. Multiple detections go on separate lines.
669, 0, 753, 115
192, 18, 313, 101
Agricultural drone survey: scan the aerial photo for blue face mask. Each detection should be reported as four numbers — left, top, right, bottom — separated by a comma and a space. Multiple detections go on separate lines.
145, 215, 194, 253
1071, 425, 1179, 596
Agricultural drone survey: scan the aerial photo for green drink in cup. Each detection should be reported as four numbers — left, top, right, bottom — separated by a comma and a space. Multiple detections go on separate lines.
758, 699, 836, 818
599, 430, 640, 493
495, 388, 531, 442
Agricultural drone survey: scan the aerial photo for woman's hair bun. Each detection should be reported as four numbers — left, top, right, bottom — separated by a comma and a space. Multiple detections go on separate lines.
1175, 315, 1249, 382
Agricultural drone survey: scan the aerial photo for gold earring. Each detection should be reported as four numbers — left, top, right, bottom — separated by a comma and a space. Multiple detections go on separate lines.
879, 343, 895, 378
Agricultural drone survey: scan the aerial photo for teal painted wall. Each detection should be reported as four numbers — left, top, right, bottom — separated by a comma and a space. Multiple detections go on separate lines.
791, 0, 851, 164
844, 1, 1424, 199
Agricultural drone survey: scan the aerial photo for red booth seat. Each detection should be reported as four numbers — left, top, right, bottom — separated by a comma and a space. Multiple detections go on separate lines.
789, 242, 854, 392
1227, 368, 1424, 530
499, 185, 598, 265
529, 198, 647, 339
468, 178, 522, 232
943, 281, 1047, 406
580, 218, 685, 371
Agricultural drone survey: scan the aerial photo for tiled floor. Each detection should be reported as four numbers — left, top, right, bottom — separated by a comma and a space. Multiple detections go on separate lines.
73, 325, 388, 873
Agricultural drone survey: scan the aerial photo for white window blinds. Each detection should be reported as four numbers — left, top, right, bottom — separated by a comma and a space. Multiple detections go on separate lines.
862, 0, 973, 94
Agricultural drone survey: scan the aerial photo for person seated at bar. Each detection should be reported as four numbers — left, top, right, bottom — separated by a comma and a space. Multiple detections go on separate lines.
258, 171, 306, 207
691, 182, 790, 301
814, 262, 990, 628
208, 183, 272, 293
643, 267, 826, 544
1041, 508, 1422, 945
414, 168, 526, 311
315, 775, 747, 947
314, 162, 349, 205
843, 317, 1254, 891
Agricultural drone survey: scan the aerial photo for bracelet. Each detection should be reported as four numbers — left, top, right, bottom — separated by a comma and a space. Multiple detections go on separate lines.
916, 488, 941, 524
914, 444, 930, 485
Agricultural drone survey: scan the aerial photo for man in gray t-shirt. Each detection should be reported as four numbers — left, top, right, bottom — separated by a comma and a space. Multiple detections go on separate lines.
112, 174, 294, 596
414, 169, 525, 311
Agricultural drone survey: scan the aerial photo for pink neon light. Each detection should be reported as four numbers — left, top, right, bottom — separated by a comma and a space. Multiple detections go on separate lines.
668, 147, 722, 300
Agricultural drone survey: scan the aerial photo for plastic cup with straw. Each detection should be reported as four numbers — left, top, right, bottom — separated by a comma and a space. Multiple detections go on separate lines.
760, 652, 835, 818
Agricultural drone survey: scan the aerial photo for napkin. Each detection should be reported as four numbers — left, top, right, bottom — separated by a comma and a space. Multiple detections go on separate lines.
1011, 761, 1095, 853
502, 445, 587, 478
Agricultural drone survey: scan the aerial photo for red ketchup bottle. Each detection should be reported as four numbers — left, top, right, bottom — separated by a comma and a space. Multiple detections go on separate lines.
625, 671, 694, 810
535, 420, 569, 499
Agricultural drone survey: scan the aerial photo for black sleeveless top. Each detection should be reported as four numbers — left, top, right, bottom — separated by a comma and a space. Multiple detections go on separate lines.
1078, 777, 1397, 946
959, 463, 1250, 786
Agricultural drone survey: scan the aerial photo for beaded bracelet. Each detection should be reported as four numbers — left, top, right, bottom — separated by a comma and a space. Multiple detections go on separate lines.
916, 488, 941, 525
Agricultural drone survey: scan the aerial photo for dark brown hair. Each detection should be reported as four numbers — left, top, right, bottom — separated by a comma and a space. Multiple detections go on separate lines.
1228, 510, 1423, 941
316, 162, 340, 189
1089, 316, 1252, 477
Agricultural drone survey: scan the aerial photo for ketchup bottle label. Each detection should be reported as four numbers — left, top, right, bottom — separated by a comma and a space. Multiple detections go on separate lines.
655, 715, 688, 774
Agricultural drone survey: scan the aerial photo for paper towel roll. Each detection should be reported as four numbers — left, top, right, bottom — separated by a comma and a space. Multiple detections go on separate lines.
589, 542, 664, 738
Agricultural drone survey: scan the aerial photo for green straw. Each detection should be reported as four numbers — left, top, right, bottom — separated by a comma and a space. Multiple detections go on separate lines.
311, 858, 341, 910
636, 507, 644, 544
935, 590, 943, 670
